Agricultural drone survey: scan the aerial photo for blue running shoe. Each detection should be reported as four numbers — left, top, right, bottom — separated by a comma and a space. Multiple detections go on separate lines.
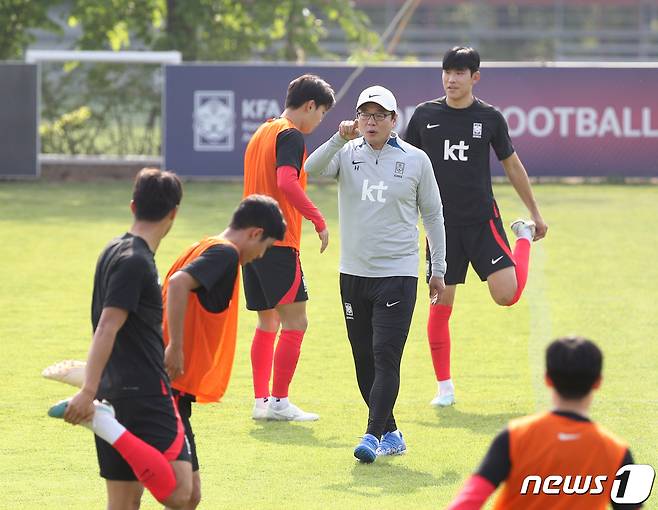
377, 430, 406, 456
354, 434, 379, 463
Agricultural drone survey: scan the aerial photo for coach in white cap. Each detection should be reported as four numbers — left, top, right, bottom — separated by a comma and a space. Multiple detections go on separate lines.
305, 85, 446, 463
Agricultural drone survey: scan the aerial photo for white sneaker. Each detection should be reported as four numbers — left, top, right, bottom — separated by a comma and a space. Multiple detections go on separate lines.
42, 359, 86, 388
430, 392, 455, 407
252, 400, 269, 420
510, 219, 536, 240
266, 401, 319, 421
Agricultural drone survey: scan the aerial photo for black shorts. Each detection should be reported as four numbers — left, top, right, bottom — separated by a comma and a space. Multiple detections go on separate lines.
95, 394, 191, 481
427, 214, 515, 286
173, 390, 199, 472
243, 246, 308, 311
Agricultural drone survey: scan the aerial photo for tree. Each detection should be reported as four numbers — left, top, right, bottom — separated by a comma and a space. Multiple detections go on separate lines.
66, 0, 383, 62
0, 0, 61, 59
38, 0, 387, 156
253, 0, 381, 63
67, 0, 162, 51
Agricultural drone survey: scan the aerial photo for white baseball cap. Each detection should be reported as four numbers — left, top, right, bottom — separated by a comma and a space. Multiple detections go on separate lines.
356, 85, 397, 113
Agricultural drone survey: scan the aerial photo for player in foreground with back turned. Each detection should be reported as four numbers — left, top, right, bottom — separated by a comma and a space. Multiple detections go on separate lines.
161, 195, 285, 509
405, 46, 548, 407
48, 168, 192, 510
446, 336, 644, 510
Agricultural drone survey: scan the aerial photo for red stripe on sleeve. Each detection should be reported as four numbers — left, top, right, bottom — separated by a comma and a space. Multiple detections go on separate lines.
276, 165, 326, 233
445, 475, 496, 510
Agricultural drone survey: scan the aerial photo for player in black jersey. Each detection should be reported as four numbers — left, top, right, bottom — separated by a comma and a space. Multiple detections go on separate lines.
49, 168, 193, 510
405, 47, 548, 407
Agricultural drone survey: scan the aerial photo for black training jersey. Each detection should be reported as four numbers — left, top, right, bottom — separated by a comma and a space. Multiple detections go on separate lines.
405, 97, 515, 226
276, 128, 305, 174
181, 244, 239, 314
91, 233, 169, 400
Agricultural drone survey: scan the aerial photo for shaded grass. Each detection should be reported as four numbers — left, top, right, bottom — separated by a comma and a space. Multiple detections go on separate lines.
0, 182, 656, 509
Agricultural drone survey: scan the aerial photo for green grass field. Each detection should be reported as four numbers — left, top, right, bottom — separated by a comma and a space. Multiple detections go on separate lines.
1, 181, 656, 509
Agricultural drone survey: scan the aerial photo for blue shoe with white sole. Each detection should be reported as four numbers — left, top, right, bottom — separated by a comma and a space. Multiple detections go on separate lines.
377, 430, 406, 456
354, 434, 379, 463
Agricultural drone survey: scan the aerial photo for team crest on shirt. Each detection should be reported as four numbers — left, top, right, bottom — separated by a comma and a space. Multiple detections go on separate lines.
394, 161, 405, 178
472, 122, 482, 139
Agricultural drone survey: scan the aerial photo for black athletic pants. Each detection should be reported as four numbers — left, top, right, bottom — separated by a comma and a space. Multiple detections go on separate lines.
339, 273, 417, 438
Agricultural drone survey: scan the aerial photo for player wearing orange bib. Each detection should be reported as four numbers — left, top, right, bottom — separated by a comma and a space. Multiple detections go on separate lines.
446, 336, 643, 510
162, 195, 285, 510
243, 74, 335, 421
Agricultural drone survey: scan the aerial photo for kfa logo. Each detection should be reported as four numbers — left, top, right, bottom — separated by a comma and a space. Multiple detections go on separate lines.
520, 464, 655, 504
473, 122, 482, 138
444, 140, 469, 161
361, 179, 387, 203
193, 90, 235, 151
394, 161, 405, 178
344, 302, 354, 320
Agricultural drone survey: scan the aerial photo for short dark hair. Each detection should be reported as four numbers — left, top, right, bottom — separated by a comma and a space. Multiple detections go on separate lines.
230, 194, 286, 241
546, 336, 603, 399
285, 74, 335, 110
442, 46, 480, 74
132, 168, 183, 221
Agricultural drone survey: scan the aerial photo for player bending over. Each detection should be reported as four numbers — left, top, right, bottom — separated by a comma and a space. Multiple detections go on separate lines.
161, 195, 285, 509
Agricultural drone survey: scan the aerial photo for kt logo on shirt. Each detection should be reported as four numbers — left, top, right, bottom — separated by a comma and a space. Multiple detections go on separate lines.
443, 140, 469, 161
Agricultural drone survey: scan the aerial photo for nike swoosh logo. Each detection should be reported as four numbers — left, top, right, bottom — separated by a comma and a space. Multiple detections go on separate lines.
352, 160, 365, 165
368, 94, 380, 98
491, 256, 504, 264
558, 433, 581, 441
386, 301, 400, 307
426, 123, 440, 129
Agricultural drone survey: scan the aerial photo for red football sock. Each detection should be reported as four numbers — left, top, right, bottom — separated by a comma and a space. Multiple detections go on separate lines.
428, 304, 452, 381
507, 238, 531, 306
112, 431, 177, 503
251, 328, 277, 398
271, 329, 304, 398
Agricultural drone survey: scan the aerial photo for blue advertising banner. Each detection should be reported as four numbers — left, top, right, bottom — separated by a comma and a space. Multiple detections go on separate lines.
164, 63, 658, 178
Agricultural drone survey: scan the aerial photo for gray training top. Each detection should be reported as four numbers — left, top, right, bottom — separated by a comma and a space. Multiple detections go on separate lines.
305, 132, 446, 279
